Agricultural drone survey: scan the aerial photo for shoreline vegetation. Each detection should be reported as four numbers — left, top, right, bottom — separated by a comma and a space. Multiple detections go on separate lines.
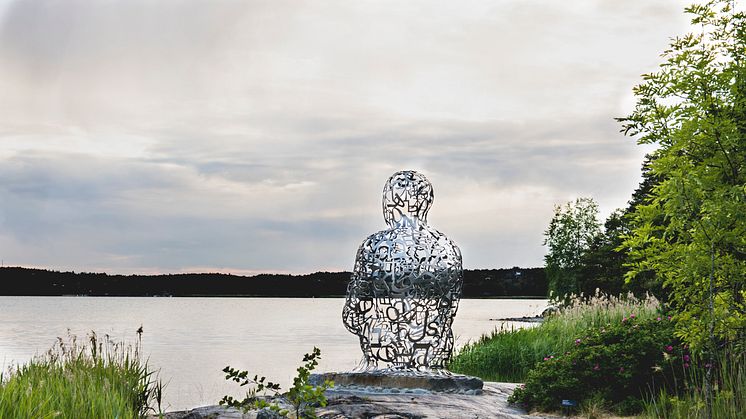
0, 329, 164, 419
0, 266, 547, 298
450, 292, 661, 383
449, 292, 745, 417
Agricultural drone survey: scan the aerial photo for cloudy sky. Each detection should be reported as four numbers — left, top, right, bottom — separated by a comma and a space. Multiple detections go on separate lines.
0, 0, 692, 275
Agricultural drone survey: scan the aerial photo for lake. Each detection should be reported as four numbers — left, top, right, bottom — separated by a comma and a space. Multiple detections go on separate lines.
0, 296, 546, 411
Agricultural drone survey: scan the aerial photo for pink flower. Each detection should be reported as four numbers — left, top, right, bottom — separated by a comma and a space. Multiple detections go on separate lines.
593, 363, 600, 371
630, 314, 636, 319
575, 339, 582, 345
684, 363, 690, 368
705, 363, 712, 369
667, 315, 672, 320
683, 355, 690, 362
543, 357, 549, 361
665, 345, 673, 352
657, 317, 662, 321
622, 317, 628, 322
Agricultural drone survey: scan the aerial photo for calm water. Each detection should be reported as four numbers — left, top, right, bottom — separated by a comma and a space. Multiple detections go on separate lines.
0, 297, 546, 410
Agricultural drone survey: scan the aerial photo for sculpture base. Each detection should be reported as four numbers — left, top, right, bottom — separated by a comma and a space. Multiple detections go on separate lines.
309, 371, 483, 395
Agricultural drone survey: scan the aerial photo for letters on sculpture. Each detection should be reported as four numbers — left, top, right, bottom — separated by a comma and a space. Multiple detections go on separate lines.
343, 170, 463, 373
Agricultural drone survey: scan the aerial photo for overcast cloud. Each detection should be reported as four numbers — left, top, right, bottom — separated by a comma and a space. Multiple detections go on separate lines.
0, 0, 692, 274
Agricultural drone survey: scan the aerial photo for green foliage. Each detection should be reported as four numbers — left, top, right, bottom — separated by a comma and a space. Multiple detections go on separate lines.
0, 330, 163, 419
623, 156, 667, 299
577, 209, 631, 296
618, 0, 746, 349
220, 347, 333, 418
509, 316, 689, 415
642, 346, 746, 418
543, 197, 601, 300
449, 292, 660, 382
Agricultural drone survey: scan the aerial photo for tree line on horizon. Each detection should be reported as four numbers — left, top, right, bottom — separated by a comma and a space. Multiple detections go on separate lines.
0, 266, 547, 297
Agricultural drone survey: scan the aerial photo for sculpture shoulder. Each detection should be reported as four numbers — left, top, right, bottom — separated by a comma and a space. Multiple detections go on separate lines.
355, 227, 461, 259
423, 226, 463, 259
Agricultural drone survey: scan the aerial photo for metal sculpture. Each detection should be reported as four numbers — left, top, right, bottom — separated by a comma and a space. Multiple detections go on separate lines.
343, 170, 463, 373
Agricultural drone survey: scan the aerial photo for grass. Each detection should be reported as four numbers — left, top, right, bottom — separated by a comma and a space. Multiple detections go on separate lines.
642, 348, 745, 418
449, 291, 661, 382
0, 329, 163, 419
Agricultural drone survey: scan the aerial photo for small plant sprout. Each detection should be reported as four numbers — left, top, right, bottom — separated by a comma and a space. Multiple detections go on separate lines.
220, 347, 333, 418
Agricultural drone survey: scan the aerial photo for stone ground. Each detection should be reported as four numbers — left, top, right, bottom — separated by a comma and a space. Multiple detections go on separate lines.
152, 382, 562, 419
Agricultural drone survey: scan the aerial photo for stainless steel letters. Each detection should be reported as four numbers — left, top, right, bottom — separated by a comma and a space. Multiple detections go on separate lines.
343, 171, 463, 373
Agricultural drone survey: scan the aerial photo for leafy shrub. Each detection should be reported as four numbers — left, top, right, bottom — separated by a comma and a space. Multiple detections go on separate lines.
220, 347, 333, 418
509, 315, 690, 415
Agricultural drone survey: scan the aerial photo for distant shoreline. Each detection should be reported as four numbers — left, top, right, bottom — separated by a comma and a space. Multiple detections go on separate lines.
12, 294, 548, 299
0, 266, 548, 298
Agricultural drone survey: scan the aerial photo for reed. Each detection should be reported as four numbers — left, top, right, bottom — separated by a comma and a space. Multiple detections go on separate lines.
449, 291, 660, 381
642, 348, 745, 419
0, 329, 163, 419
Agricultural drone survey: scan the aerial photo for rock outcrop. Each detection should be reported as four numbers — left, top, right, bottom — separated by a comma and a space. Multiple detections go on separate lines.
153, 382, 560, 419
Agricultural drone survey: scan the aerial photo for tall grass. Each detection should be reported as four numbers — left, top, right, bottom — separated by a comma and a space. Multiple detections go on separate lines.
449, 291, 660, 381
0, 329, 163, 419
642, 348, 745, 418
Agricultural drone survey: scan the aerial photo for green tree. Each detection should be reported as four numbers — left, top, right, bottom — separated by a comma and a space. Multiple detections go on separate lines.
543, 197, 601, 300
618, 0, 746, 349
578, 209, 629, 296
619, 155, 667, 299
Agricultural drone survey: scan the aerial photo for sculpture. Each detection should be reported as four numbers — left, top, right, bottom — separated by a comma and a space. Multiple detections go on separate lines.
343, 170, 463, 373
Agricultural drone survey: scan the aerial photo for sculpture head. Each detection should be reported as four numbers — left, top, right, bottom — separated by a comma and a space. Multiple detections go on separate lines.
382, 170, 434, 227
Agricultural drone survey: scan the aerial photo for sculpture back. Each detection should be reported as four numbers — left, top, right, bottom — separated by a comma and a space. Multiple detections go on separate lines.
343, 170, 463, 372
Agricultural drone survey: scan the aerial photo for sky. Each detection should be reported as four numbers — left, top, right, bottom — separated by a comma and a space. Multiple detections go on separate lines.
0, 0, 693, 275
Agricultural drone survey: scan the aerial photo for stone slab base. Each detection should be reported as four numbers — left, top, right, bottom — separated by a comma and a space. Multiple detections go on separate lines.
309, 371, 483, 394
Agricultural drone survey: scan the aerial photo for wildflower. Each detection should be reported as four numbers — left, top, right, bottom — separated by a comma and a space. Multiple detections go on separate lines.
593, 363, 600, 371
543, 357, 549, 361
575, 338, 581, 345
657, 317, 662, 321
622, 317, 628, 322
629, 314, 636, 319
683, 355, 690, 362
667, 315, 672, 320
684, 363, 690, 368
665, 345, 673, 352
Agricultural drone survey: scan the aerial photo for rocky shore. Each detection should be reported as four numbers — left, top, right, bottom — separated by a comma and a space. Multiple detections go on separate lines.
153, 382, 560, 419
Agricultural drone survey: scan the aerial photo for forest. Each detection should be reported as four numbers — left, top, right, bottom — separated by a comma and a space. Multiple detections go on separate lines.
0, 266, 546, 297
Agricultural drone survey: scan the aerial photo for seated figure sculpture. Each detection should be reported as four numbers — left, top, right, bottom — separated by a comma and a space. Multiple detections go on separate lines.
343, 170, 463, 374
